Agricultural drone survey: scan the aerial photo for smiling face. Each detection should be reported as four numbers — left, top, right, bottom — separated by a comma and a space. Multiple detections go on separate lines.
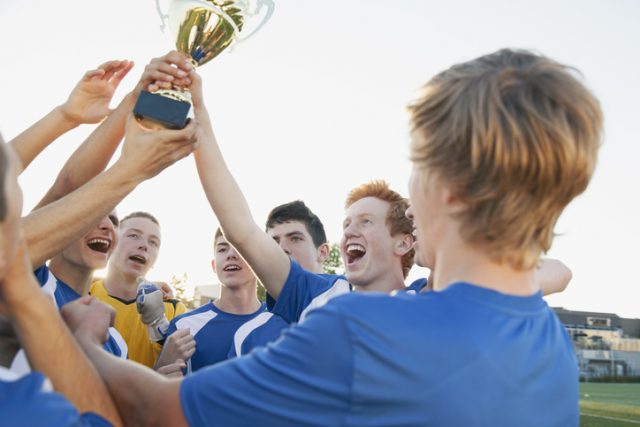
267, 220, 328, 273
59, 212, 118, 271
109, 216, 161, 280
340, 197, 402, 289
212, 234, 255, 289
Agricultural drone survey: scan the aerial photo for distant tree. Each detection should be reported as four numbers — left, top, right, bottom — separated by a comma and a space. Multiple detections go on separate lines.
171, 273, 197, 309
323, 243, 344, 275
256, 281, 267, 302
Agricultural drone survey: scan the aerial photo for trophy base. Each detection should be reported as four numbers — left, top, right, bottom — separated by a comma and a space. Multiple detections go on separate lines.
133, 90, 191, 130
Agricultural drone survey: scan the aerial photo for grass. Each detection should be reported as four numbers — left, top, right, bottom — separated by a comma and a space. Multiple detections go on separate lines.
580, 383, 640, 426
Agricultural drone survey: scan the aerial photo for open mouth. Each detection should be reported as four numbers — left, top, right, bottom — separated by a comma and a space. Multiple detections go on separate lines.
129, 254, 147, 265
87, 238, 111, 254
346, 244, 366, 264
223, 264, 241, 272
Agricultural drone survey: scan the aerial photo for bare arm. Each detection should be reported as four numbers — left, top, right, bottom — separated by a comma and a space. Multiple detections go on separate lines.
189, 67, 290, 298
23, 114, 198, 267
10, 60, 133, 171
0, 238, 123, 426
537, 258, 572, 296
65, 302, 187, 427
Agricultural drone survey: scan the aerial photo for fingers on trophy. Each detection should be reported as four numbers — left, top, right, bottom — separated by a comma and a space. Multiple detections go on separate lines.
133, 0, 274, 130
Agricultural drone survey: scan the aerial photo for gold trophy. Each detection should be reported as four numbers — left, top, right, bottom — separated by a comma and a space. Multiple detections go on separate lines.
134, 0, 274, 129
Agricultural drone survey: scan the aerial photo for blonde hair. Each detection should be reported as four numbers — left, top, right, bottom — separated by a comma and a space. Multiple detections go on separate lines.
408, 49, 602, 269
345, 180, 414, 278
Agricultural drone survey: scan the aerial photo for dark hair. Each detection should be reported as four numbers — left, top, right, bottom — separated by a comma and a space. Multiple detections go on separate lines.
120, 211, 160, 227
265, 200, 327, 248
0, 142, 8, 222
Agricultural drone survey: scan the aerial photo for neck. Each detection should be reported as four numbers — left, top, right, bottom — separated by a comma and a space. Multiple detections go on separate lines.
214, 281, 261, 314
352, 263, 406, 294
104, 265, 139, 300
48, 256, 94, 296
432, 233, 538, 296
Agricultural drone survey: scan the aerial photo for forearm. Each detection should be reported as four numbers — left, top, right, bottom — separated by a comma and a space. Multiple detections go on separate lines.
193, 105, 290, 297
9, 106, 79, 171
9, 289, 122, 426
35, 95, 134, 209
23, 162, 140, 267
79, 336, 186, 427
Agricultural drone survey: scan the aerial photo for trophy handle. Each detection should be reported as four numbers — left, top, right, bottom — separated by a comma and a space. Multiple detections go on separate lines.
236, 0, 275, 42
155, 0, 170, 33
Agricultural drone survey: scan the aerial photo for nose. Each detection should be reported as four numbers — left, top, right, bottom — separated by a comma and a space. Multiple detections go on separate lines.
278, 241, 291, 255
98, 216, 115, 233
227, 247, 239, 259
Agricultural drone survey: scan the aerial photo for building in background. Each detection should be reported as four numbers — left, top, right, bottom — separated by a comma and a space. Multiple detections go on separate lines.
554, 308, 640, 378
193, 284, 221, 307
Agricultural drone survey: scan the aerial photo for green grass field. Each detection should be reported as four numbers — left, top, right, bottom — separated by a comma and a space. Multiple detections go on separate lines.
580, 383, 640, 426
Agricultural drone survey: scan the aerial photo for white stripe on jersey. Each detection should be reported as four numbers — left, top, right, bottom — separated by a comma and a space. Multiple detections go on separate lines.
299, 278, 351, 323
175, 310, 218, 374
233, 312, 273, 357
109, 327, 128, 359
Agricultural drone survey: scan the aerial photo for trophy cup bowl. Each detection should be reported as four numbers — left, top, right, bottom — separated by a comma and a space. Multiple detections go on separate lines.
134, 0, 274, 129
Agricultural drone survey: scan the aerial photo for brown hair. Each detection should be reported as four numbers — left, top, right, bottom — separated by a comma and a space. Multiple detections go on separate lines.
121, 211, 160, 227
408, 49, 602, 269
345, 180, 414, 278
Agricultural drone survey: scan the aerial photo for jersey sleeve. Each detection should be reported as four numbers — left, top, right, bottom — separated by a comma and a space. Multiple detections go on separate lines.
268, 259, 341, 323
181, 300, 353, 427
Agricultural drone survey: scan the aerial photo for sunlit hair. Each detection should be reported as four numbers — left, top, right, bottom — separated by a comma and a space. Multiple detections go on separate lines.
120, 211, 160, 227
408, 48, 603, 269
345, 180, 414, 278
265, 200, 327, 248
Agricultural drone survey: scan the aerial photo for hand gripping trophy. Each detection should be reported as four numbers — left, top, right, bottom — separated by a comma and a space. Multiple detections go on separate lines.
134, 0, 274, 129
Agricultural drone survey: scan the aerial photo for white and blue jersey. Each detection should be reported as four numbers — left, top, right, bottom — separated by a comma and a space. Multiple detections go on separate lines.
267, 259, 351, 324
180, 281, 578, 427
0, 367, 111, 426
405, 277, 428, 294
167, 302, 268, 372
228, 311, 288, 358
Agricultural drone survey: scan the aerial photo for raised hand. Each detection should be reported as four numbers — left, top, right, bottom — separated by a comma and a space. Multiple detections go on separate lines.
117, 111, 198, 180
135, 51, 193, 96
61, 60, 134, 125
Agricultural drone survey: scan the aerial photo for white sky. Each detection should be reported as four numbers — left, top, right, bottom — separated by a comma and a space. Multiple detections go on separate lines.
0, 0, 638, 318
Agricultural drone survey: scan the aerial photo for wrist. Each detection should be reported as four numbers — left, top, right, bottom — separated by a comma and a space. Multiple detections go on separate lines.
54, 105, 82, 128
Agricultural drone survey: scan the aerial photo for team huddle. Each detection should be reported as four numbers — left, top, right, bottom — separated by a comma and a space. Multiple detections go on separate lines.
0, 48, 602, 426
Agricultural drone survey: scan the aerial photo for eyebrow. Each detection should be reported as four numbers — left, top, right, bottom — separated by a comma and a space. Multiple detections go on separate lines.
126, 228, 161, 242
285, 231, 305, 238
216, 242, 230, 248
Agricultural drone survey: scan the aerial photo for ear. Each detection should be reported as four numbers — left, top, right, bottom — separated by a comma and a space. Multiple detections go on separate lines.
210, 259, 216, 272
394, 233, 414, 257
316, 243, 330, 264
440, 182, 465, 214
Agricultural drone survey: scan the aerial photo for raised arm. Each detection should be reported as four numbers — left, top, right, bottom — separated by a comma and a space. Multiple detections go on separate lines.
0, 237, 123, 426
23, 113, 198, 267
186, 59, 290, 298
33, 54, 190, 210
10, 60, 133, 171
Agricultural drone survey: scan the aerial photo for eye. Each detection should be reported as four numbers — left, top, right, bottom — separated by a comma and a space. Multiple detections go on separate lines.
127, 233, 139, 239
149, 240, 160, 248
291, 236, 302, 242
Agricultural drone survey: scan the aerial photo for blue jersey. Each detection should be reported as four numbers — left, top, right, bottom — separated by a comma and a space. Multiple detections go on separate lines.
267, 259, 351, 324
167, 302, 268, 372
405, 277, 428, 294
181, 282, 578, 427
227, 311, 289, 358
0, 367, 111, 427
35, 266, 127, 358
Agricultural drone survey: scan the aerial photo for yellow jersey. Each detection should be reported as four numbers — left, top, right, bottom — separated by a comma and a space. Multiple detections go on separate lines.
90, 279, 187, 368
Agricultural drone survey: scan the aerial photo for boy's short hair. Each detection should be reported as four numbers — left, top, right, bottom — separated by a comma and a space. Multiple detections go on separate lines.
408, 49, 602, 269
265, 200, 327, 248
120, 211, 160, 227
345, 180, 414, 279
0, 142, 8, 222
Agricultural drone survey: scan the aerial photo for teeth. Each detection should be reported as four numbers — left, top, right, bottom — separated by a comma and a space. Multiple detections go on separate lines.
347, 244, 365, 253
129, 255, 146, 264
88, 238, 110, 246
224, 265, 240, 271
